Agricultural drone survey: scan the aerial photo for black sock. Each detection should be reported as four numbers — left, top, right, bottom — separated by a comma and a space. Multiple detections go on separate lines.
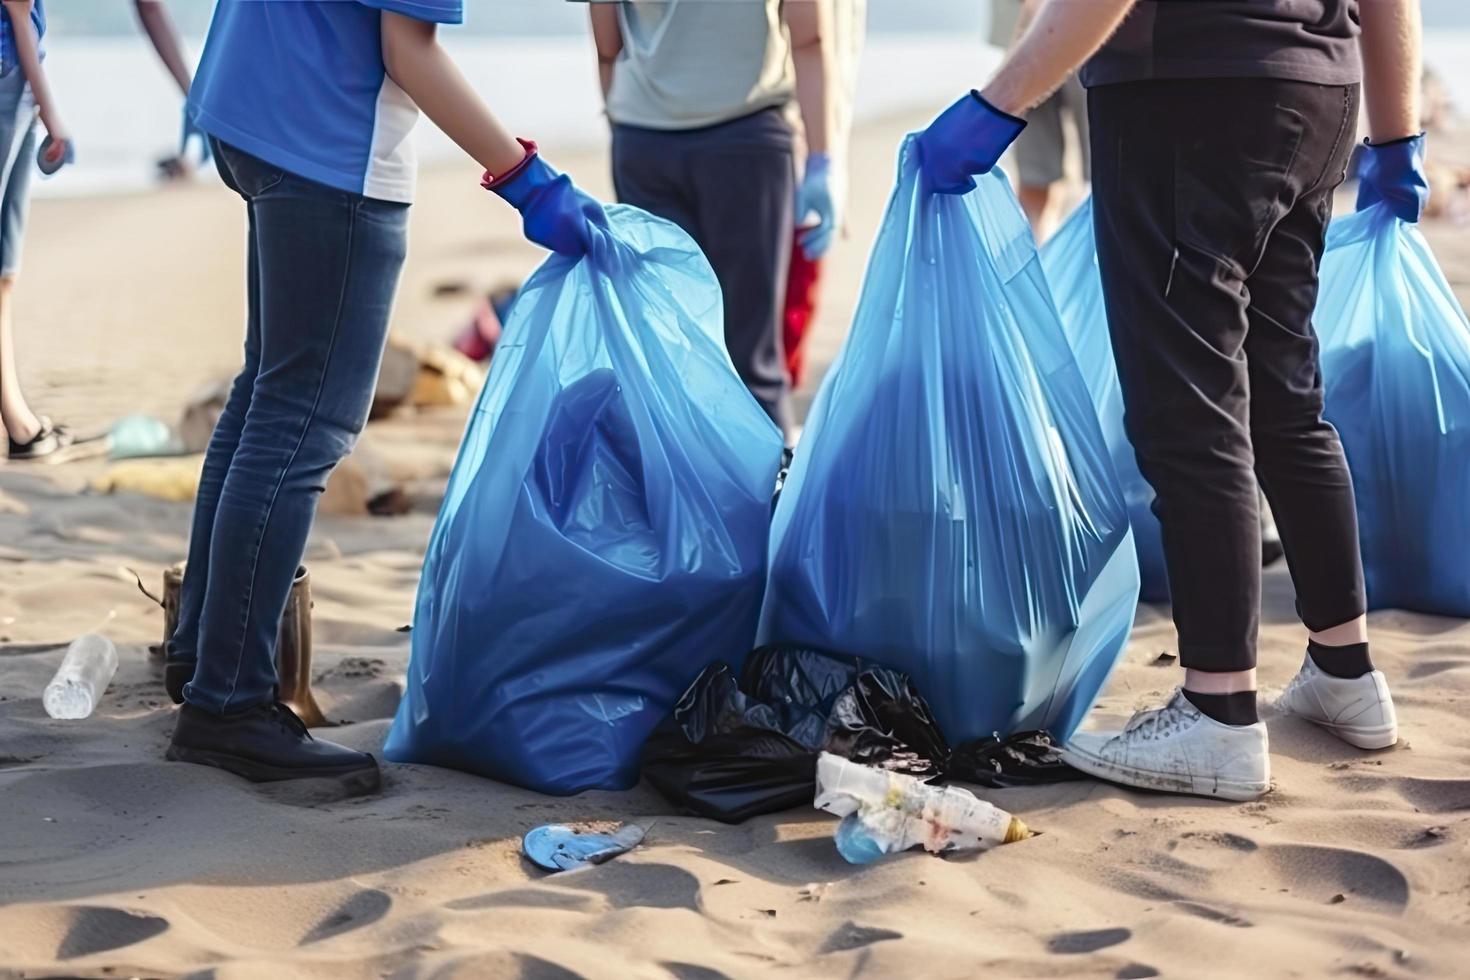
1183, 688, 1260, 727
1307, 640, 1374, 679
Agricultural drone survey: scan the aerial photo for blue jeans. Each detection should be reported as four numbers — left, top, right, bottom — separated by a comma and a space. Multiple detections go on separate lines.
0, 68, 37, 276
172, 139, 408, 714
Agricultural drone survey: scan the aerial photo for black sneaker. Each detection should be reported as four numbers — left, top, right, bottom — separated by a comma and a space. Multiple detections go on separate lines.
164, 650, 193, 705
166, 701, 380, 795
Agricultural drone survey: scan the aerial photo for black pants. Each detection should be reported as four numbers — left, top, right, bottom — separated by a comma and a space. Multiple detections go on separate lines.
1090, 78, 1367, 673
612, 107, 795, 433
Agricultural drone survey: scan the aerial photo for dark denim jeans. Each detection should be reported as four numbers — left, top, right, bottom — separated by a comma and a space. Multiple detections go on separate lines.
611, 107, 795, 433
171, 139, 408, 714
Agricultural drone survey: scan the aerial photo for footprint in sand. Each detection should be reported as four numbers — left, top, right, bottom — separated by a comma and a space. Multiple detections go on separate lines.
447, 887, 594, 913
62, 906, 169, 960
0, 904, 167, 961
660, 963, 733, 980
819, 921, 904, 954
1402, 825, 1450, 849
1046, 927, 1131, 954
1116, 964, 1161, 979
300, 888, 392, 945
440, 952, 584, 980
1405, 655, 1470, 681
1388, 776, 1470, 814
1257, 844, 1411, 912
560, 862, 701, 912
1171, 900, 1253, 928
1330, 773, 1470, 814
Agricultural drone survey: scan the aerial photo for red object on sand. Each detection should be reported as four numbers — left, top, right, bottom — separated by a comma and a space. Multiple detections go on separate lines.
453, 298, 504, 363
783, 233, 823, 387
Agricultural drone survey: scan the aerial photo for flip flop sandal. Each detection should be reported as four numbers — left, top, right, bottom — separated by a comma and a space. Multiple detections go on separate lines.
7, 416, 74, 461
522, 823, 647, 873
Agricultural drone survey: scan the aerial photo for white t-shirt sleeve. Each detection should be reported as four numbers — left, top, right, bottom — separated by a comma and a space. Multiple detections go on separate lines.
358, 0, 464, 25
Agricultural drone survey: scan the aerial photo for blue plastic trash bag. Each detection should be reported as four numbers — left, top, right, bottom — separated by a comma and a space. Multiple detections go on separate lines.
1315, 203, 1470, 617
1040, 198, 1169, 602
385, 206, 785, 794
759, 141, 1140, 744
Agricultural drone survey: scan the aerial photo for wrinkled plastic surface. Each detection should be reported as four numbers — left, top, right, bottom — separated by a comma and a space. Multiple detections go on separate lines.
760, 142, 1140, 745
642, 646, 947, 823
385, 205, 785, 794
1315, 204, 1470, 616
522, 823, 646, 872
1041, 198, 1169, 601
816, 753, 1029, 864
946, 728, 1085, 788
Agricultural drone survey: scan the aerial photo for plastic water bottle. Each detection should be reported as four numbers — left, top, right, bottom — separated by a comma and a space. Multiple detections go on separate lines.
109, 415, 186, 460
43, 634, 118, 720
814, 752, 1032, 864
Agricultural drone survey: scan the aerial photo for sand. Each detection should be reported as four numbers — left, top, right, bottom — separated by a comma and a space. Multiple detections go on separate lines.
3, 111, 1470, 979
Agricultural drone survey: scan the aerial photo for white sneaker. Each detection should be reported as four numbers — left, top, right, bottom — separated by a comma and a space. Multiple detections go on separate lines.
1275, 656, 1398, 750
1062, 691, 1270, 802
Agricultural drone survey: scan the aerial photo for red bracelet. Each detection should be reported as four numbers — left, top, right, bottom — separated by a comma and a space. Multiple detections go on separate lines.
482, 138, 539, 190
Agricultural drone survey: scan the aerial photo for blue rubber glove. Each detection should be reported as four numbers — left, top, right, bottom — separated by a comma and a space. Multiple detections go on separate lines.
796, 152, 840, 261
181, 107, 213, 166
1356, 133, 1429, 223
489, 142, 607, 257
915, 90, 1026, 196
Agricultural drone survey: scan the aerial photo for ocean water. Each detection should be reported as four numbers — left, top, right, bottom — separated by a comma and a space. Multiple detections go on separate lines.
35, 31, 1000, 198
29, 13, 1470, 199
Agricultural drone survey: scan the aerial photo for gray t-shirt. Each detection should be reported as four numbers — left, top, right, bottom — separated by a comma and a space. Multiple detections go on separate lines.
1081, 0, 1362, 88
601, 0, 794, 131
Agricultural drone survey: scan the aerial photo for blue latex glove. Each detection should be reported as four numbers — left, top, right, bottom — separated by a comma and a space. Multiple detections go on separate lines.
1356, 133, 1429, 223
490, 145, 607, 257
915, 90, 1026, 196
796, 152, 840, 261
181, 107, 213, 166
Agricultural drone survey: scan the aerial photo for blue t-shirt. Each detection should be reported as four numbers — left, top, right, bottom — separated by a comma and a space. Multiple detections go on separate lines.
189, 0, 463, 203
0, 0, 46, 78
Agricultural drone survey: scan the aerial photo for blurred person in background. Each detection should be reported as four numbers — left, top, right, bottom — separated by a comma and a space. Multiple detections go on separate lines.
588, 0, 836, 440
782, 0, 862, 392
1, 0, 73, 461
133, 0, 209, 178
991, 0, 1088, 241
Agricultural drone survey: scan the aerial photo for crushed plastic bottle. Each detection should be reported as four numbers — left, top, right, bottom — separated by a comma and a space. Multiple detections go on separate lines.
43, 634, 118, 720
814, 752, 1031, 864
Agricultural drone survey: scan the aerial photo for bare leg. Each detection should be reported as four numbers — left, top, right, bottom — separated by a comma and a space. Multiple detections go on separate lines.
1184, 668, 1257, 694
1308, 614, 1368, 646
0, 276, 41, 445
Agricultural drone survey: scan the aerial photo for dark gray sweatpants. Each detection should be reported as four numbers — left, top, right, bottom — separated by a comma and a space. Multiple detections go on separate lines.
612, 107, 795, 433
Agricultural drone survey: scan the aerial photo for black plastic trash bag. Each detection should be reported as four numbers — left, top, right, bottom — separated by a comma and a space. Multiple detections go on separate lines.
642, 647, 948, 823
945, 730, 1085, 788
643, 647, 1081, 822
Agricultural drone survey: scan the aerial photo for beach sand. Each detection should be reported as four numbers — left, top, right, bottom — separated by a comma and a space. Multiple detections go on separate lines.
2, 111, 1469, 979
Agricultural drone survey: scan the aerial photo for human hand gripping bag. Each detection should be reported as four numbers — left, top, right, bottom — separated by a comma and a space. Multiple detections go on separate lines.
384, 205, 785, 794
1315, 203, 1470, 617
759, 139, 1140, 744
1040, 197, 1169, 602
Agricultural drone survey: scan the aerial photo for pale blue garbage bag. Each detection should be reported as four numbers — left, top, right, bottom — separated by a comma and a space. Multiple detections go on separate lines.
1041, 198, 1170, 602
385, 206, 785, 794
759, 141, 1140, 744
1315, 203, 1470, 617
